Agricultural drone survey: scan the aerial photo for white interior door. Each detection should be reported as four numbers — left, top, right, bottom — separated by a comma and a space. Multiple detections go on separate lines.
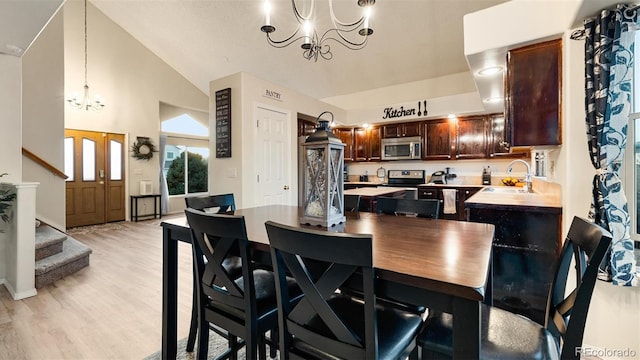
255, 105, 292, 206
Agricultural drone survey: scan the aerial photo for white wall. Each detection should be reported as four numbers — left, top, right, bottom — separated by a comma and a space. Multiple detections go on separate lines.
22, 9, 64, 229
0, 55, 23, 184
63, 1, 208, 221
209, 72, 346, 209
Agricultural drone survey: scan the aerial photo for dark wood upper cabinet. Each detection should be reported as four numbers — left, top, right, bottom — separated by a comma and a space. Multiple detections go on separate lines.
297, 119, 316, 137
383, 121, 422, 138
488, 113, 529, 159
423, 119, 453, 160
506, 38, 562, 146
455, 116, 487, 159
333, 128, 354, 161
354, 126, 381, 161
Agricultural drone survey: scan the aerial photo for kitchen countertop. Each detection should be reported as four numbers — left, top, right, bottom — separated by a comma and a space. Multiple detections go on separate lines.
344, 187, 406, 198
465, 187, 562, 212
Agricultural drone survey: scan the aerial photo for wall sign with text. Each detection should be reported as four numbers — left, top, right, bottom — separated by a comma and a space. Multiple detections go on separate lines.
382, 100, 428, 120
215, 88, 231, 158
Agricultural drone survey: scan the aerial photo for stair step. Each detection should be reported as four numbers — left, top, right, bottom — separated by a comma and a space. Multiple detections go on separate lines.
35, 225, 67, 260
35, 236, 92, 289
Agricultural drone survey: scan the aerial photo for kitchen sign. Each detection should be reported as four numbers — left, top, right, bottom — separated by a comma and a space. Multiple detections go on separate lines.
382, 100, 428, 120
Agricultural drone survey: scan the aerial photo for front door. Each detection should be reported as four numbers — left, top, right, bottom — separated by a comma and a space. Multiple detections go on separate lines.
65, 129, 126, 228
255, 105, 292, 206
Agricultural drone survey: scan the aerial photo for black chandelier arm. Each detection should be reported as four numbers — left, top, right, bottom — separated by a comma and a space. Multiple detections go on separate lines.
320, 28, 370, 50
291, 0, 314, 22
265, 30, 305, 48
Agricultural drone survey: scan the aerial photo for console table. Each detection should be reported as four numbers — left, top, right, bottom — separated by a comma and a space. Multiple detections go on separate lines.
130, 194, 161, 222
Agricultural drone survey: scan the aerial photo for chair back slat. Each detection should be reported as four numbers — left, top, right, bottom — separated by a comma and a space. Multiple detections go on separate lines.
376, 197, 440, 219
543, 216, 612, 359
265, 221, 377, 359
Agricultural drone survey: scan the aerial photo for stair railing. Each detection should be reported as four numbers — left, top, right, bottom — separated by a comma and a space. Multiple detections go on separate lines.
22, 147, 68, 179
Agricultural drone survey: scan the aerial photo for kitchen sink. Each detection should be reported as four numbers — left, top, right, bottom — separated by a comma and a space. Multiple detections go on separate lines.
482, 186, 529, 194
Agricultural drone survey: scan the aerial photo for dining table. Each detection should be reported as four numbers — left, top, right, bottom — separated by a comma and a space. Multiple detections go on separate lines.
161, 204, 494, 359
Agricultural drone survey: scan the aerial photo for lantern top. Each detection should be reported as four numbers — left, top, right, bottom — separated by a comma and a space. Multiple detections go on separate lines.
306, 111, 340, 143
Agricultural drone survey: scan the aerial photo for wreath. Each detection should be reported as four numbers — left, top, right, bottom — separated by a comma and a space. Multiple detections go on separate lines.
131, 137, 158, 161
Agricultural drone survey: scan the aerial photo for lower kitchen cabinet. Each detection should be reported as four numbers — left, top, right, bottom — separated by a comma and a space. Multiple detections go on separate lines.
467, 206, 561, 326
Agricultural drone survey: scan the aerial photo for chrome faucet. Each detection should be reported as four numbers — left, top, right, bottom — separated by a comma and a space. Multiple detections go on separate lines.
506, 159, 533, 193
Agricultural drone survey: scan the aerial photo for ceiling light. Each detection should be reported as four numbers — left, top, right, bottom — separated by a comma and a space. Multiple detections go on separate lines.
67, 0, 105, 111
484, 97, 503, 103
260, 0, 375, 62
478, 66, 504, 76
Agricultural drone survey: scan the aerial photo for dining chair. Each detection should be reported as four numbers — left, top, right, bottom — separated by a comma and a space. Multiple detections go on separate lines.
344, 194, 361, 218
265, 220, 424, 360
184, 193, 241, 352
416, 216, 612, 360
185, 193, 236, 213
376, 197, 440, 219
185, 209, 301, 360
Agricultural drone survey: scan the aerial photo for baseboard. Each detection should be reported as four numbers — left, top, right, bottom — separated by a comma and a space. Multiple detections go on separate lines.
1, 278, 37, 300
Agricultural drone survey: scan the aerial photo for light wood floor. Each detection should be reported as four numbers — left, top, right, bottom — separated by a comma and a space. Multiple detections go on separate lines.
0, 215, 195, 359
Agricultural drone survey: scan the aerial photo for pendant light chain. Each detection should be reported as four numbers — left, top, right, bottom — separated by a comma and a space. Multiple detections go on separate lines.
84, 0, 88, 87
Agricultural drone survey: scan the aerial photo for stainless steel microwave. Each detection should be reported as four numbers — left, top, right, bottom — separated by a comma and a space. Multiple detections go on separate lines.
381, 136, 422, 160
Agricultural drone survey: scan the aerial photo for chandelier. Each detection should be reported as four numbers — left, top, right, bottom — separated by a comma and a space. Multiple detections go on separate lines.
260, 0, 375, 62
67, 0, 105, 111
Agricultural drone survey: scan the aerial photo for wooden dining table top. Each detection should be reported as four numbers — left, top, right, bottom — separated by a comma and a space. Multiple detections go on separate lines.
162, 204, 495, 302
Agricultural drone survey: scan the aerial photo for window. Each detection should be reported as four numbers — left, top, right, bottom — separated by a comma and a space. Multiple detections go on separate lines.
161, 113, 209, 196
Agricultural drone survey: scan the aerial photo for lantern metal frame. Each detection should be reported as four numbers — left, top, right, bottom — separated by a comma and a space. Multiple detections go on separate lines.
300, 112, 345, 227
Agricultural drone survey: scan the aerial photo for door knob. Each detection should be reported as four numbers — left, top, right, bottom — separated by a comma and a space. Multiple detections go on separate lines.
283, 185, 290, 190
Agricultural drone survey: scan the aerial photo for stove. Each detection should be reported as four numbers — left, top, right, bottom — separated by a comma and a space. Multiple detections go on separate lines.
386, 170, 425, 187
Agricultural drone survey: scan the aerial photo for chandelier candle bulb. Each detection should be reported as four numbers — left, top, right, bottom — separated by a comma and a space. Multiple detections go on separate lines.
264, 0, 271, 26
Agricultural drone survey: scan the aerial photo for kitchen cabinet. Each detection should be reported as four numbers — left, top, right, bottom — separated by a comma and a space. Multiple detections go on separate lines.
383, 121, 422, 138
488, 113, 529, 159
467, 205, 561, 326
333, 128, 354, 161
354, 126, 381, 161
418, 185, 482, 221
455, 116, 487, 159
506, 39, 562, 146
297, 118, 316, 137
423, 118, 453, 160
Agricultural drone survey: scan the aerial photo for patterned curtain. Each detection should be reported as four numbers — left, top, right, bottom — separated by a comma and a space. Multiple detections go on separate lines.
584, 4, 639, 286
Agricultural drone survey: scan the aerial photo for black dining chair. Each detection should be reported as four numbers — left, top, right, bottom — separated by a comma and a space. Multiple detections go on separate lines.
344, 194, 361, 218
185, 193, 236, 213
184, 193, 241, 352
265, 220, 423, 360
185, 209, 301, 360
376, 197, 440, 219
416, 216, 612, 360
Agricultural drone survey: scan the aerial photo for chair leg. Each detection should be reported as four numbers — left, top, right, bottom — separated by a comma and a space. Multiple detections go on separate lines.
186, 291, 198, 352
269, 329, 278, 358
229, 335, 238, 360
259, 334, 267, 360
196, 325, 209, 360
187, 268, 199, 352
246, 329, 258, 360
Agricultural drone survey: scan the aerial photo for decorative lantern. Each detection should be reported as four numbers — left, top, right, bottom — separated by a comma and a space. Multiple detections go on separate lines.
300, 111, 345, 227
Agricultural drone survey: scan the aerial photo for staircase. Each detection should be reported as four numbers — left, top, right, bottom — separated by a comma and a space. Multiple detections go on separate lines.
35, 223, 92, 288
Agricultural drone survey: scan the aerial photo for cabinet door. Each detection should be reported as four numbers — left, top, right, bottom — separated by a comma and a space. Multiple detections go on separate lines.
424, 119, 453, 160
418, 187, 439, 200
354, 128, 368, 161
489, 114, 529, 159
507, 39, 561, 146
334, 128, 354, 161
382, 123, 402, 138
402, 122, 422, 137
456, 116, 487, 159
459, 187, 481, 221
368, 126, 382, 160
297, 119, 316, 137
383, 121, 422, 138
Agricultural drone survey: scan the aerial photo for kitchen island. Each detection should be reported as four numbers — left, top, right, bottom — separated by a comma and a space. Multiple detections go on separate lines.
344, 186, 407, 212
465, 185, 562, 325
